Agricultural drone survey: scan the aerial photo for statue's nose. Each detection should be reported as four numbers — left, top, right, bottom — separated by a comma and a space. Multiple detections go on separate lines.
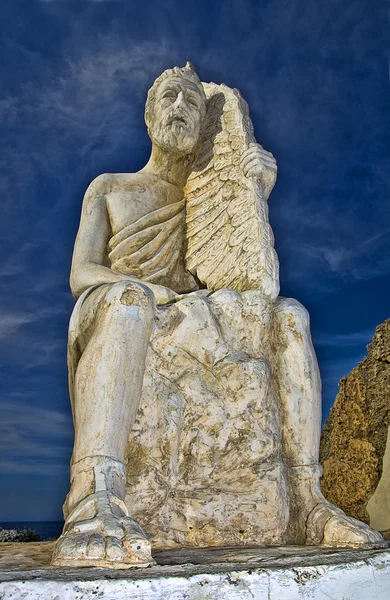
174, 91, 187, 108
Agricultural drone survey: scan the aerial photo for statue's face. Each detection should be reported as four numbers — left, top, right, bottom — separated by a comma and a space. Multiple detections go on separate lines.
148, 76, 205, 155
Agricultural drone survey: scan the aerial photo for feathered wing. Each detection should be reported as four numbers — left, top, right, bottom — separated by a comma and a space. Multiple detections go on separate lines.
184, 83, 280, 299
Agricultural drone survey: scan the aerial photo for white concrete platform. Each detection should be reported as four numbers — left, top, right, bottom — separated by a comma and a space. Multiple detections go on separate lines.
0, 543, 389, 599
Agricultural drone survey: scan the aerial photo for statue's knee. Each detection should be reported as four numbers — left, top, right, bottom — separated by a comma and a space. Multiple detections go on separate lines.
274, 297, 310, 330
103, 281, 154, 316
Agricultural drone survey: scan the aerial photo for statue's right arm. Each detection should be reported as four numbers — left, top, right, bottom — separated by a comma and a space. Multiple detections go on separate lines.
70, 175, 178, 305
70, 175, 128, 299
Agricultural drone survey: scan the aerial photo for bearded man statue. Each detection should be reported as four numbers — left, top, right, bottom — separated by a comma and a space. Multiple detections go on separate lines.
52, 63, 383, 569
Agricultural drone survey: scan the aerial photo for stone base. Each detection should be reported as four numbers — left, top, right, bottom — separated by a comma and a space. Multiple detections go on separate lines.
1, 542, 390, 599
123, 291, 290, 548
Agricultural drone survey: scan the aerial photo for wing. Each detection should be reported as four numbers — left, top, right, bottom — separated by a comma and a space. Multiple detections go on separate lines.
184, 83, 280, 299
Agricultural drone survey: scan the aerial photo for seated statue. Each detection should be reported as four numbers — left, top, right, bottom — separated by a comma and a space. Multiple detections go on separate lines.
52, 63, 383, 569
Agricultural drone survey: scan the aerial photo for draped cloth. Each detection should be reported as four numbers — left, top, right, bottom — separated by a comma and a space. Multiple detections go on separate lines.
108, 199, 198, 293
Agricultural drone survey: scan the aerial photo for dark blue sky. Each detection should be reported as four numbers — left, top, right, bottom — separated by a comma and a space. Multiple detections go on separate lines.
0, 0, 389, 521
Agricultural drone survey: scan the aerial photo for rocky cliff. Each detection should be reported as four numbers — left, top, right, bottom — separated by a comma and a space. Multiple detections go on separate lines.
320, 319, 390, 525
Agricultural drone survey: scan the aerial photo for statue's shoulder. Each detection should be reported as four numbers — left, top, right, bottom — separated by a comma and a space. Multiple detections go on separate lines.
86, 172, 153, 199
85, 173, 116, 199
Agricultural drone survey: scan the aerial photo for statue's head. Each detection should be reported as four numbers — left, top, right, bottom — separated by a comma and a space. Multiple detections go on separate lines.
145, 62, 206, 156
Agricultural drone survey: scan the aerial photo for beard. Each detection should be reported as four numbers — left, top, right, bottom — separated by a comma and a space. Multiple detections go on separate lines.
150, 111, 200, 155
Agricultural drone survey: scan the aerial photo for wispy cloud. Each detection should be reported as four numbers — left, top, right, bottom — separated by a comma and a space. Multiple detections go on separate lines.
277, 214, 390, 290
0, 459, 68, 476
290, 239, 390, 281
0, 397, 72, 475
1, 36, 175, 161
0, 243, 40, 277
23, 340, 64, 370
0, 306, 65, 342
0, 397, 71, 439
313, 328, 375, 348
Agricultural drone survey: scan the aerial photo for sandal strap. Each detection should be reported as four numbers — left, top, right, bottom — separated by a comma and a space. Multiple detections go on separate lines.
70, 455, 126, 483
289, 464, 323, 478
65, 490, 129, 526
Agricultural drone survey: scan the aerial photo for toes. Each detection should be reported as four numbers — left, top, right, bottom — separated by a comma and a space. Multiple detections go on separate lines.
323, 515, 367, 547
86, 533, 105, 559
54, 534, 77, 558
370, 528, 385, 543
306, 502, 385, 548
323, 515, 384, 548
75, 533, 90, 557
123, 537, 153, 564
52, 505, 154, 567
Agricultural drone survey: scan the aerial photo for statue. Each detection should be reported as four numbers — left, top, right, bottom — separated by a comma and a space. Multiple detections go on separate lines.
52, 63, 383, 569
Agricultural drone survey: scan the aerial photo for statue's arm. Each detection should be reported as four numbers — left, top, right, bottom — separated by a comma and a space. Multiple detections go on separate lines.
70, 174, 178, 304
70, 175, 129, 299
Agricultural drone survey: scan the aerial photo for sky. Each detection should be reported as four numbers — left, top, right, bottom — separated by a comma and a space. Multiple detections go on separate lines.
0, 0, 389, 521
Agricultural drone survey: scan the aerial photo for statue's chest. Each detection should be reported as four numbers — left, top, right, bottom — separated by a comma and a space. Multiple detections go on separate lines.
107, 185, 172, 235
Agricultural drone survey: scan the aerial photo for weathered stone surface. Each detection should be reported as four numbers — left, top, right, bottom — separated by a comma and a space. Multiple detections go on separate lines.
320, 319, 390, 531
125, 290, 289, 548
1, 543, 390, 599
54, 62, 384, 569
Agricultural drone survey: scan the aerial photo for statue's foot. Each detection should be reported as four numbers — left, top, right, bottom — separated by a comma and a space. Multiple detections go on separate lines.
306, 500, 385, 548
290, 466, 386, 549
52, 491, 154, 569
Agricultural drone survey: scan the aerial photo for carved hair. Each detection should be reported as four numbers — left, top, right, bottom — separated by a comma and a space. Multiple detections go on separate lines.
144, 62, 207, 129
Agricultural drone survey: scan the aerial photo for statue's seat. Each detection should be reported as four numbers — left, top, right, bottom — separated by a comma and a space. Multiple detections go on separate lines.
124, 290, 290, 548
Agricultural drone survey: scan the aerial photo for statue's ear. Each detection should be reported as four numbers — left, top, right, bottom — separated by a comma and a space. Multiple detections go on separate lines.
144, 107, 150, 130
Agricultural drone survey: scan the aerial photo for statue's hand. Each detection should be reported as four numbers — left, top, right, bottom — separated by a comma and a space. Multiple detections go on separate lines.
143, 283, 178, 305
117, 274, 178, 305
240, 142, 277, 184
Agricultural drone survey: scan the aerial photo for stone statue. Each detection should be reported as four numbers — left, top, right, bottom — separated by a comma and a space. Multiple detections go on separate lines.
52, 63, 383, 569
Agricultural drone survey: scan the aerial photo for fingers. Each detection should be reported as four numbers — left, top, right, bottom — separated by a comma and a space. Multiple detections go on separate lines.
242, 157, 277, 179
240, 145, 277, 178
145, 283, 177, 305
241, 143, 276, 163
242, 157, 265, 175
163, 289, 178, 304
241, 148, 277, 170
155, 286, 178, 305
244, 165, 263, 178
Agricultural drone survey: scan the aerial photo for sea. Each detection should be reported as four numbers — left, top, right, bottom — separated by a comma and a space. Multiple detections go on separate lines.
0, 521, 64, 540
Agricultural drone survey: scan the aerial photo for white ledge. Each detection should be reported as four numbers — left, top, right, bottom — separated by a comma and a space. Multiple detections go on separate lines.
1, 544, 390, 599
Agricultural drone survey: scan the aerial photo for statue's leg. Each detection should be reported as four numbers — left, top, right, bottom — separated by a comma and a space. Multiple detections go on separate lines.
52, 281, 156, 568
273, 297, 383, 548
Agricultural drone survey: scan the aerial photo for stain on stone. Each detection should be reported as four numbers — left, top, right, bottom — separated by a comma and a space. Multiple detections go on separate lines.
125, 441, 150, 485
121, 290, 135, 305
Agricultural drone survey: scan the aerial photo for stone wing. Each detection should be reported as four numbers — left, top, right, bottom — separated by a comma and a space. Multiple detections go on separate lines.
184, 82, 279, 299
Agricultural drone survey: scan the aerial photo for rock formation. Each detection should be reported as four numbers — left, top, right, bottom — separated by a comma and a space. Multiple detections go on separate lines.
320, 319, 390, 534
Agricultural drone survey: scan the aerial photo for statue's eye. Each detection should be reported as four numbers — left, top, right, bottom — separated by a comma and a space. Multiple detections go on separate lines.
187, 96, 199, 107
162, 90, 177, 100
